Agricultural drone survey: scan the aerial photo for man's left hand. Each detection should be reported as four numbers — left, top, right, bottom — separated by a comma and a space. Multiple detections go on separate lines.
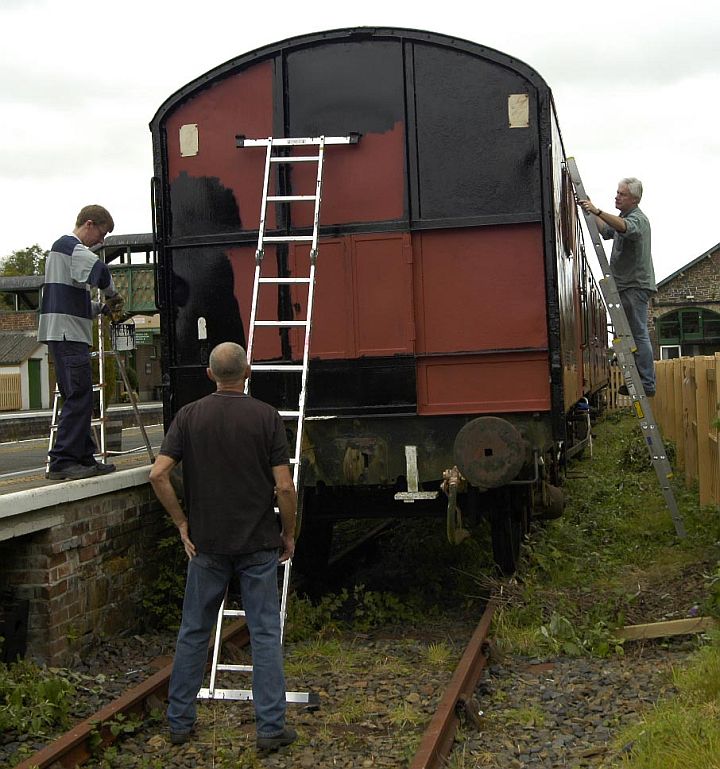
279, 532, 295, 563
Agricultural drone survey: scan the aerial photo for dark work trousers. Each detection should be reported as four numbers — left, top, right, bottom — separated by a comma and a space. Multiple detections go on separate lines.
48, 340, 97, 470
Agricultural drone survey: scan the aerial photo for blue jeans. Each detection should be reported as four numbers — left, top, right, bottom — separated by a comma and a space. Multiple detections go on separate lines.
167, 550, 287, 737
48, 340, 96, 469
619, 288, 655, 393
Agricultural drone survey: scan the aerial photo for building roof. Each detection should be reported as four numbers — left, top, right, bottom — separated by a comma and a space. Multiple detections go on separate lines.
658, 242, 720, 288
0, 275, 44, 291
101, 233, 155, 264
0, 333, 41, 364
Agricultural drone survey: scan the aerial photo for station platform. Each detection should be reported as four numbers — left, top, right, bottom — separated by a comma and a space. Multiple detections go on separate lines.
0, 404, 163, 501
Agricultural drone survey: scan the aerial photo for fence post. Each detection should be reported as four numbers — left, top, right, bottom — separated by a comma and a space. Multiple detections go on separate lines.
671, 357, 684, 470
682, 357, 698, 487
695, 357, 713, 506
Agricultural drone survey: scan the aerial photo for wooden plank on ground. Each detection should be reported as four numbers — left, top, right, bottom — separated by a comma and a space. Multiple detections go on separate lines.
616, 616, 718, 641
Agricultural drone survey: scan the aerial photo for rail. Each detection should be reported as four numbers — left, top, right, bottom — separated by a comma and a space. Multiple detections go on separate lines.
409, 600, 496, 769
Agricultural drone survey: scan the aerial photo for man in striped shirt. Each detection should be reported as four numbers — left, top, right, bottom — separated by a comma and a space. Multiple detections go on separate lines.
38, 205, 125, 480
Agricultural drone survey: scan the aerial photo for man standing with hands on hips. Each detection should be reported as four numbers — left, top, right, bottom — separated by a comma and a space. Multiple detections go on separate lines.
149, 341, 298, 753
579, 177, 657, 397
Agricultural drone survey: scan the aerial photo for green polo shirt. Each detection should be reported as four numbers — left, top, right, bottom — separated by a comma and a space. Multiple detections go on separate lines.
601, 206, 656, 292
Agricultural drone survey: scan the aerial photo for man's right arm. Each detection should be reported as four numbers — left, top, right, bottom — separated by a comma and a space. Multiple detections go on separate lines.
272, 464, 297, 563
149, 453, 196, 559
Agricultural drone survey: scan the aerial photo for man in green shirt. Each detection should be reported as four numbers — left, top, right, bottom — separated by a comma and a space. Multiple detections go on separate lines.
580, 178, 656, 396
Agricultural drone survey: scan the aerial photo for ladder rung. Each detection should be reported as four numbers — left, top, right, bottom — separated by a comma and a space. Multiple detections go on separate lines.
198, 687, 317, 703
254, 320, 309, 327
279, 410, 301, 418
263, 235, 314, 243
251, 363, 304, 372
216, 663, 253, 672
270, 155, 319, 163
222, 609, 245, 617
258, 277, 312, 284
267, 195, 317, 202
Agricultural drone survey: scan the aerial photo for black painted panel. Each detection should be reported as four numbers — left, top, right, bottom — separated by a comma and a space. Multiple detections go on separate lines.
170, 245, 245, 367
170, 172, 242, 238
413, 44, 540, 220
286, 41, 405, 136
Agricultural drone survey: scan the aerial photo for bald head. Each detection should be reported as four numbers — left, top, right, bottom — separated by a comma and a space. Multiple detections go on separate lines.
208, 343, 249, 386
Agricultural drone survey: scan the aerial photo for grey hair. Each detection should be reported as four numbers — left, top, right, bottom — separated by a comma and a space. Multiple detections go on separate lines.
620, 177, 643, 201
209, 342, 248, 382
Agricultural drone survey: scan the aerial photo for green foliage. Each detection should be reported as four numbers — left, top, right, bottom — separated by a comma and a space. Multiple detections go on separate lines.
1, 244, 47, 276
491, 413, 717, 658
0, 659, 75, 736
286, 584, 419, 642
703, 565, 720, 619
614, 642, 720, 768
141, 535, 186, 630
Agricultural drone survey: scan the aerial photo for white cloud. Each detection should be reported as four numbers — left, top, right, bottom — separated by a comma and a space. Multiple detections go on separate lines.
1, 0, 718, 284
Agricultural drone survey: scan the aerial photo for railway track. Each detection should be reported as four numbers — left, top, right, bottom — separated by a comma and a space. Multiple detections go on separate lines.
11, 523, 494, 769
13, 597, 496, 769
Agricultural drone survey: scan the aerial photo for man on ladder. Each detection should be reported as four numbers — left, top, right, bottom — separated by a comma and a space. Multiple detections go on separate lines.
578, 177, 657, 397
149, 342, 298, 751
38, 204, 125, 480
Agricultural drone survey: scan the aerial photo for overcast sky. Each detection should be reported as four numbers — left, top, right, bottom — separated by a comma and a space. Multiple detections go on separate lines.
1, 0, 718, 282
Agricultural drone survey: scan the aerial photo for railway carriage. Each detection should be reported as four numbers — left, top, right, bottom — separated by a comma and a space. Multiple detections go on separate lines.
150, 27, 609, 573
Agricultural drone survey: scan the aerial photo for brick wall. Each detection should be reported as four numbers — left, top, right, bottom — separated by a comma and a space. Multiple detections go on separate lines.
652, 248, 720, 320
0, 487, 173, 664
648, 248, 720, 352
0, 311, 38, 332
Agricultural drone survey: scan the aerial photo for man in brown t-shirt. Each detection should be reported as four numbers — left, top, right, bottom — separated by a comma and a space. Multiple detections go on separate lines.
149, 342, 297, 752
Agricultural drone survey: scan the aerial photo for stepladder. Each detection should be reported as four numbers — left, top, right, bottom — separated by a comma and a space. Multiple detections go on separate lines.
197, 134, 359, 704
566, 157, 686, 538
46, 309, 155, 476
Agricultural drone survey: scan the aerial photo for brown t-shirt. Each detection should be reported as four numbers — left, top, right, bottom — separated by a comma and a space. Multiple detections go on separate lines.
159, 391, 290, 554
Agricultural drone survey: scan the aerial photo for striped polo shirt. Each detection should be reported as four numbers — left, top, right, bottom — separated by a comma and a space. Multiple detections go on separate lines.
37, 235, 116, 345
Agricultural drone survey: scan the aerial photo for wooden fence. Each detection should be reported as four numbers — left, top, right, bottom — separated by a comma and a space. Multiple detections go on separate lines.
0, 373, 21, 411
651, 356, 720, 506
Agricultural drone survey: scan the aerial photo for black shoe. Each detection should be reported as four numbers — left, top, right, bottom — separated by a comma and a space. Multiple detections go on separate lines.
256, 726, 297, 751
618, 385, 630, 396
93, 461, 116, 475
169, 730, 192, 745
45, 463, 99, 481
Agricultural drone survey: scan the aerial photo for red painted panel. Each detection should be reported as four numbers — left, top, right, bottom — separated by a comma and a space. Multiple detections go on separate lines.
414, 225, 548, 354
352, 233, 414, 356
289, 233, 414, 359
164, 65, 404, 230
165, 62, 275, 231
417, 352, 551, 415
290, 123, 406, 226
290, 240, 354, 359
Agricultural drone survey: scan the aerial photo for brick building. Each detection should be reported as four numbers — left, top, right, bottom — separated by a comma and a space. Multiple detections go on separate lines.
650, 242, 720, 359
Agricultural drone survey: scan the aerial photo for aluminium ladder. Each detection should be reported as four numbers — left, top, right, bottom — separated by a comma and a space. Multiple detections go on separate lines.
46, 310, 155, 475
198, 134, 359, 704
566, 157, 686, 538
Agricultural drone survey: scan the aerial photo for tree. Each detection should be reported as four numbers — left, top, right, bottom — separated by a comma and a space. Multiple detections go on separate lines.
0, 244, 48, 310
0, 244, 48, 276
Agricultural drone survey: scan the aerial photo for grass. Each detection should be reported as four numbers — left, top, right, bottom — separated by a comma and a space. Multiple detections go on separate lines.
491, 412, 720, 659
613, 641, 720, 768
485, 410, 720, 769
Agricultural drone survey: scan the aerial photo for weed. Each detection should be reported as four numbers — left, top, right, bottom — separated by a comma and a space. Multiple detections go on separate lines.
490, 413, 717, 660
140, 535, 186, 630
0, 659, 75, 736
426, 641, 453, 667
387, 701, 424, 728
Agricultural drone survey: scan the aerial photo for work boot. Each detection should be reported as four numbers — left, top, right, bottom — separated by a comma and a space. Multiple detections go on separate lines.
93, 461, 117, 475
45, 463, 99, 481
256, 726, 297, 752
